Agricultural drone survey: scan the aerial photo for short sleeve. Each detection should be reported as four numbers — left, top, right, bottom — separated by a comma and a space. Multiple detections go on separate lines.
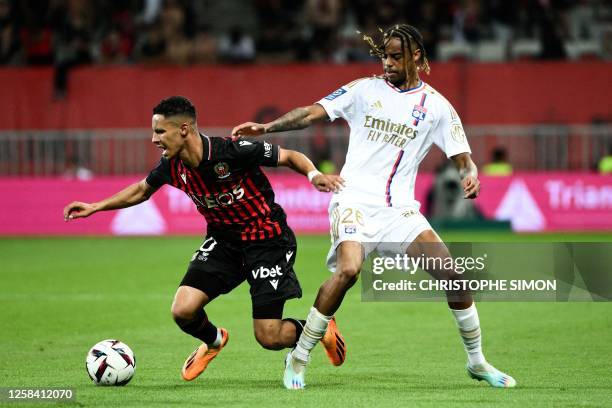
316, 79, 364, 122
145, 158, 171, 188
431, 100, 472, 158
219, 138, 280, 167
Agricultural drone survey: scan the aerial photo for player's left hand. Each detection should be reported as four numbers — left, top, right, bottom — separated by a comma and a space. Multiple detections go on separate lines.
462, 176, 480, 199
63, 201, 97, 221
231, 122, 266, 140
312, 174, 345, 193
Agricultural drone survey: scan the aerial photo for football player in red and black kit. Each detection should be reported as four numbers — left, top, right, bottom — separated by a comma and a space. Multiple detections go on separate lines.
63, 96, 346, 382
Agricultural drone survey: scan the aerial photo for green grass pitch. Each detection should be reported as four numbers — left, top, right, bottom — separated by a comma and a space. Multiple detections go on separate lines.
1, 232, 611, 407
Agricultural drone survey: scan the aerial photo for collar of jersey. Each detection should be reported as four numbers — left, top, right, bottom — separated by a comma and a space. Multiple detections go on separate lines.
385, 80, 425, 94
199, 133, 212, 162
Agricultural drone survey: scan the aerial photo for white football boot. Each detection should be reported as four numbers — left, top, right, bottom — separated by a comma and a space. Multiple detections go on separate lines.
467, 362, 517, 388
283, 350, 307, 390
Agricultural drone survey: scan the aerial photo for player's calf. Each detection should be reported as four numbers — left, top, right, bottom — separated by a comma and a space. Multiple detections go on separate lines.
254, 330, 285, 350
173, 307, 220, 346
253, 319, 303, 350
314, 265, 361, 317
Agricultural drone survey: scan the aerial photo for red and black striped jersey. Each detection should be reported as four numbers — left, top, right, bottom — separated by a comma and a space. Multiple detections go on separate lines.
146, 134, 287, 241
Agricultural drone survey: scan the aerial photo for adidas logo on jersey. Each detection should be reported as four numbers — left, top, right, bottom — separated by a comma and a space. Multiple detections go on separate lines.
371, 100, 383, 109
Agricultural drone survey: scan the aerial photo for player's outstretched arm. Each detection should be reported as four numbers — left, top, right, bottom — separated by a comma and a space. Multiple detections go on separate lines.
63, 179, 157, 221
278, 148, 344, 193
231, 104, 329, 138
451, 153, 480, 199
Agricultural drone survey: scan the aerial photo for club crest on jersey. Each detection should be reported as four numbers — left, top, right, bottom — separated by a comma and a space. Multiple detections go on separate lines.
214, 162, 231, 179
412, 105, 427, 121
324, 88, 347, 101
450, 124, 467, 144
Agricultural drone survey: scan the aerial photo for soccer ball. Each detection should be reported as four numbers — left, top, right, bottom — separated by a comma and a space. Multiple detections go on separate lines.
86, 339, 136, 386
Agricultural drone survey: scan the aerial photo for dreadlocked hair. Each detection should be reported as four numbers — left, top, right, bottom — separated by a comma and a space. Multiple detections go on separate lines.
360, 24, 431, 79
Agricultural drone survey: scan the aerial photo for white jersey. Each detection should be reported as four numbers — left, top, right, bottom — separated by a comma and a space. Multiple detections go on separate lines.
317, 77, 471, 209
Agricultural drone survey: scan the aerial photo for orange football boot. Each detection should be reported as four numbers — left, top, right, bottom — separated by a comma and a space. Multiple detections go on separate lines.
181, 328, 229, 381
320, 317, 346, 366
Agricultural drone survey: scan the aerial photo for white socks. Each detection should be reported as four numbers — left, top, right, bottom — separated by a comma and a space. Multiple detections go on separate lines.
292, 304, 486, 368
209, 329, 222, 348
450, 303, 486, 366
293, 307, 332, 363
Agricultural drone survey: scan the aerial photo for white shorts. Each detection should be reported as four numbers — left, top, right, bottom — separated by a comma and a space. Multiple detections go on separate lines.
326, 201, 432, 272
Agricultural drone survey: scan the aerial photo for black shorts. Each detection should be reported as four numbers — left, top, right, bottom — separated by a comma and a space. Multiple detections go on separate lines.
180, 226, 302, 317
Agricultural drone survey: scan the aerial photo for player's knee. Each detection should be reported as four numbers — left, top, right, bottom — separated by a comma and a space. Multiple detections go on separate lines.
254, 328, 283, 350
337, 264, 360, 286
171, 302, 198, 323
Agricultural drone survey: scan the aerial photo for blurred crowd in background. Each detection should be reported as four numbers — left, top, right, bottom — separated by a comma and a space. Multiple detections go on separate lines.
1, 0, 611, 69
1, 1, 610, 174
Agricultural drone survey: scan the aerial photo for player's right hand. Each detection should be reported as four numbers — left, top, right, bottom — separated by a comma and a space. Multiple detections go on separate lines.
63, 201, 96, 221
312, 174, 345, 193
231, 122, 266, 140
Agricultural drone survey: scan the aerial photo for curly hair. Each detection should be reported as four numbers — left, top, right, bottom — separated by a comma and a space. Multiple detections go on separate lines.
361, 24, 431, 81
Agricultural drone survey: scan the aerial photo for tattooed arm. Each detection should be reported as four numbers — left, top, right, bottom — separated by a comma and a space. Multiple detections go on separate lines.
231, 104, 329, 137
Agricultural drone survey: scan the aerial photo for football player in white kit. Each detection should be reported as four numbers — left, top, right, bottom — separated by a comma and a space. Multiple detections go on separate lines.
232, 24, 516, 390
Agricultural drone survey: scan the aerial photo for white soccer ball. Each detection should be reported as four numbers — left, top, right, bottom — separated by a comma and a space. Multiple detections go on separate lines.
86, 339, 136, 386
